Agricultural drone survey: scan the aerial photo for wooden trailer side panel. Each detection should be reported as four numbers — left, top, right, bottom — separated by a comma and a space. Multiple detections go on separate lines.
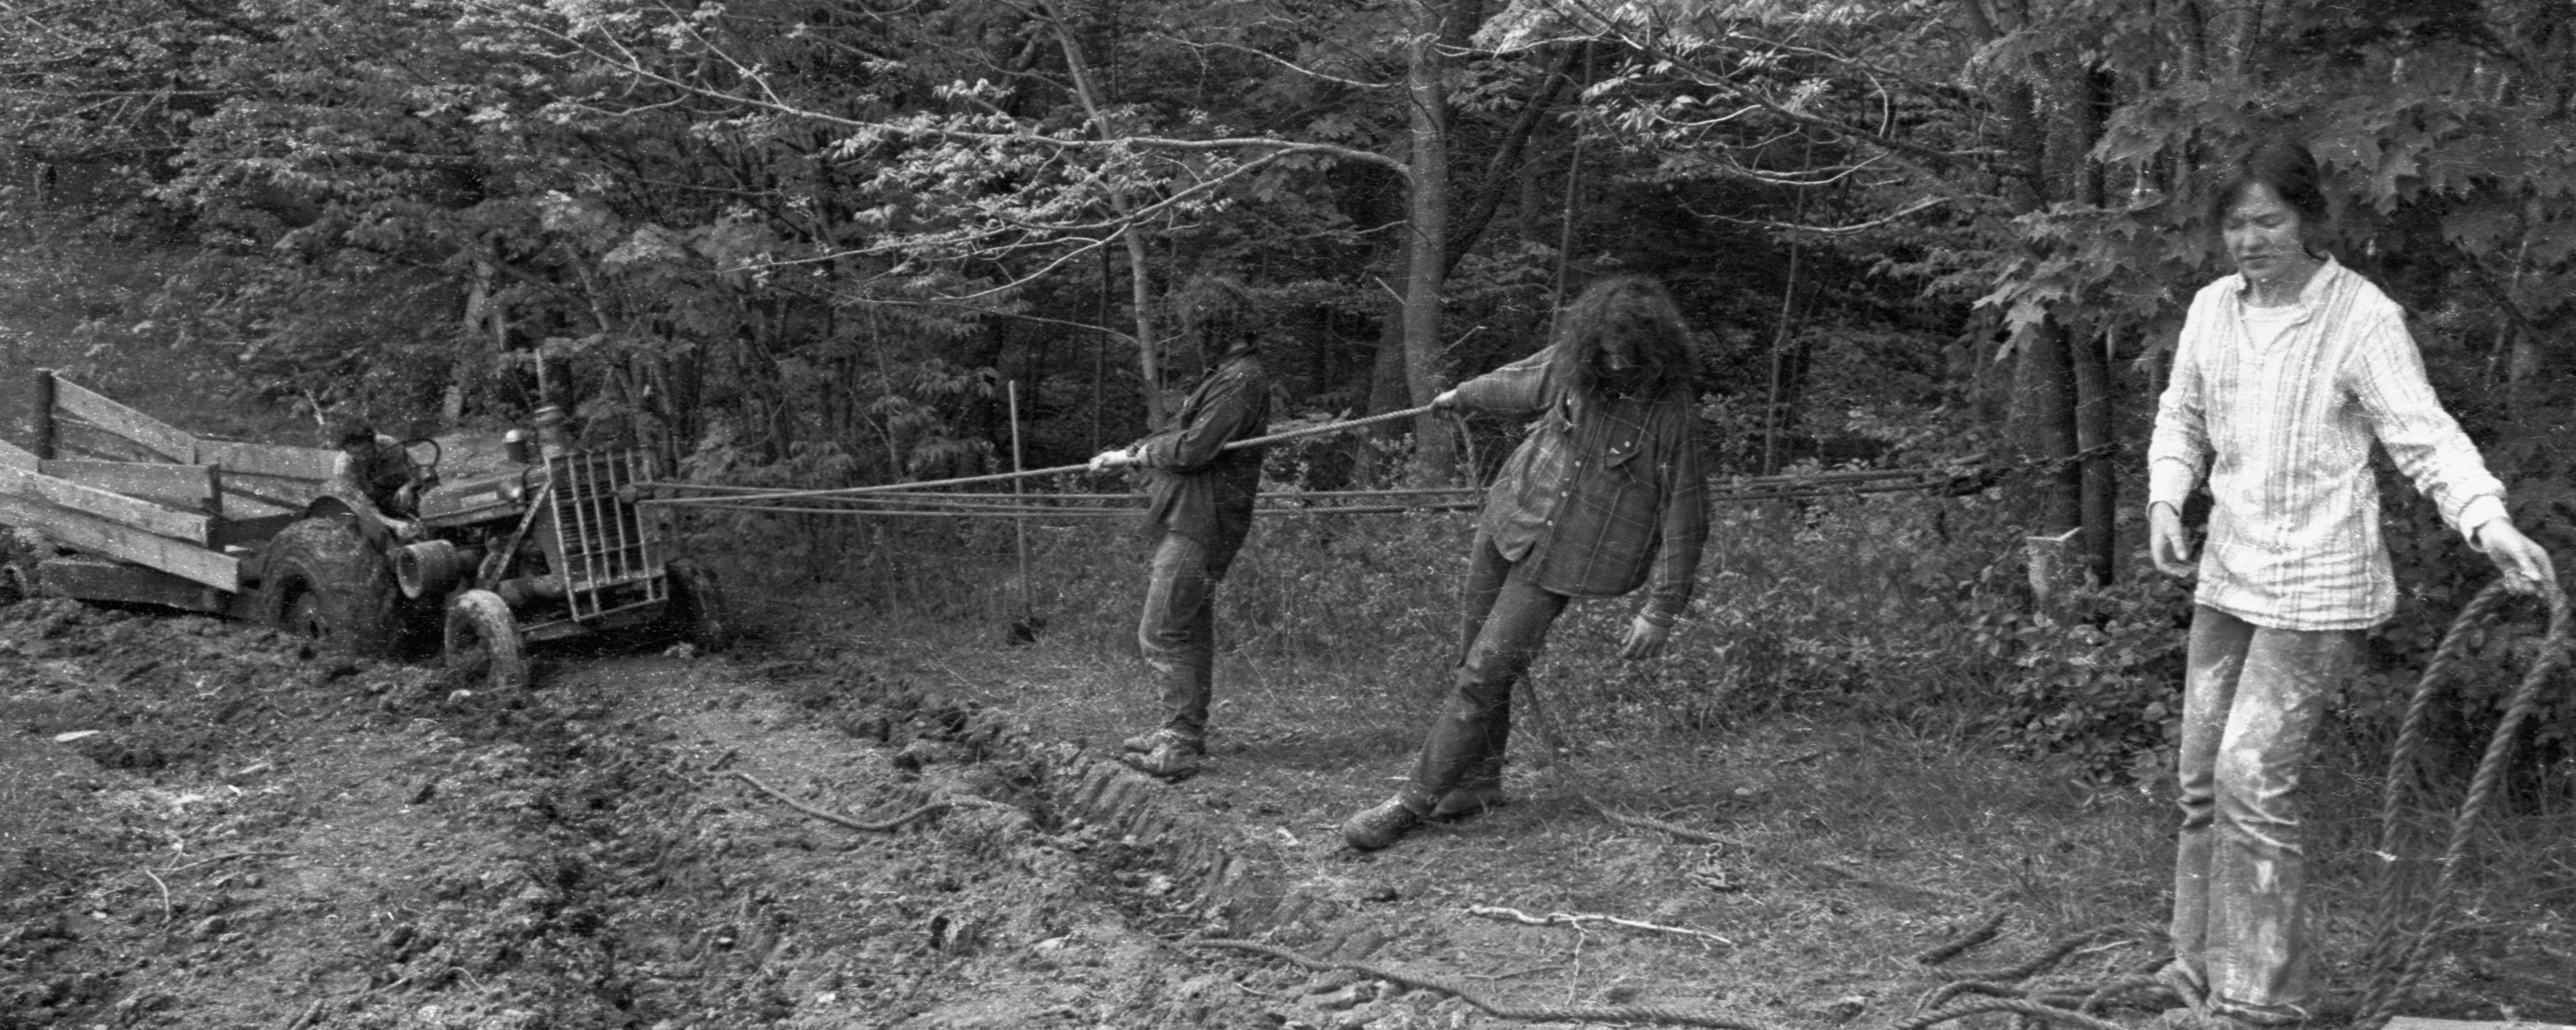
52, 379, 196, 463
35, 460, 218, 513
0, 463, 212, 546
0, 493, 237, 591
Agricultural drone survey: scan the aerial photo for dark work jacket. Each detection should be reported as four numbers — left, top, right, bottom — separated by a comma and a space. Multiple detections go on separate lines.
1136, 350, 1270, 575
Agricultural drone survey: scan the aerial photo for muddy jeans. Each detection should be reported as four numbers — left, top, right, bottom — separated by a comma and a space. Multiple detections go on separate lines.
1137, 533, 1219, 741
2170, 605, 2357, 1018
1398, 533, 1571, 813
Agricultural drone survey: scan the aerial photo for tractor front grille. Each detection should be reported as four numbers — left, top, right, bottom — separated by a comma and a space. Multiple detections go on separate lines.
546, 450, 665, 621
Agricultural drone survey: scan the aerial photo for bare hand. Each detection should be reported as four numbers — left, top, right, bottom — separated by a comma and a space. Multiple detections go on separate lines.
2475, 520, 2557, 597
1431, 388, 1461, 410
1088, 448, 1135, 473
2149, 503, 2196, 579
1618, 613, 1671, 660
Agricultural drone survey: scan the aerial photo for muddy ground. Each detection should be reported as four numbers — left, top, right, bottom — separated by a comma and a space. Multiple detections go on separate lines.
1, 592, 2569, 1030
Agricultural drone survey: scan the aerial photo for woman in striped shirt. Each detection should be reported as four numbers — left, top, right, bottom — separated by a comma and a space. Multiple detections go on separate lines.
2144, 141, 2554, 1028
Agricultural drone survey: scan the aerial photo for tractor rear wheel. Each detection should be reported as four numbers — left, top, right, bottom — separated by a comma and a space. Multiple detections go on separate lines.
444, 589, 529, 691
664, 558, 734, 651
261, 517, 404, 657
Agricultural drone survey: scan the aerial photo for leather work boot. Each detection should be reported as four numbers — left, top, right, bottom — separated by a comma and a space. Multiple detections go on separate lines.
1341, 796, 1425, 851
1119, 727, 1204, 757
1117, 728, 1205, 781
1429, 785, 1508, 820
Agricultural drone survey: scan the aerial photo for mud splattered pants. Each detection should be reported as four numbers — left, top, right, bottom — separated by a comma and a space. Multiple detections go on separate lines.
1398, 532, 1570, 813
2171, 605, 2358, 1021
1137, 532, 1222, 742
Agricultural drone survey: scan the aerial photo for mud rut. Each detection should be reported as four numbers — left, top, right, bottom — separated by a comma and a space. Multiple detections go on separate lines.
0, 600, 1461, 1030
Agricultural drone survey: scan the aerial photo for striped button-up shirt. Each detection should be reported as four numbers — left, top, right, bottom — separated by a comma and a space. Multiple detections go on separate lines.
2148, 258, 2507, 631
1455, 346, 1709, 624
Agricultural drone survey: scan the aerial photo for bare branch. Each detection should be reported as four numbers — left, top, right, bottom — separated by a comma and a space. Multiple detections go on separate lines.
1141, 32, 1398, 90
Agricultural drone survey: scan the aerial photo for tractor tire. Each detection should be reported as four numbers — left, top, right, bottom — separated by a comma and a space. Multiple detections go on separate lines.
664, 558, 734, 651
262, 517, 405, 657
444, 590, 529, 691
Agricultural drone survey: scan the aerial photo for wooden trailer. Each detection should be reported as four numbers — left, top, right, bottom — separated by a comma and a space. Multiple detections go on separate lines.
0, 370, 346, 615
1, 371, 732, 689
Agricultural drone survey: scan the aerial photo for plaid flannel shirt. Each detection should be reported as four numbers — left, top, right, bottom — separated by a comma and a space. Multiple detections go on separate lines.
2148, 258, 2508, 631
1454, 346, 1709, 625
1135, 351, 1270, 572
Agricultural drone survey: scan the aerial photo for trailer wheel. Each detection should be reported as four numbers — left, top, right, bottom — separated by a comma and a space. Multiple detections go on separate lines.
664, 558, 734, 651
262, 517, 404, 657
445, 590, 529, 691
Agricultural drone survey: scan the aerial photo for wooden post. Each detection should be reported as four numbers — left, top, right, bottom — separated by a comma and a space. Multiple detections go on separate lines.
31, 368, 56, 460
2024, 525, 2085, 618
1007, 379, 1034, 634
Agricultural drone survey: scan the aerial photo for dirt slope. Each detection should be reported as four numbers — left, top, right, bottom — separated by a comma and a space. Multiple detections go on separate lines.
4, 595, 2569, 1030
0, 600, 1332, 1030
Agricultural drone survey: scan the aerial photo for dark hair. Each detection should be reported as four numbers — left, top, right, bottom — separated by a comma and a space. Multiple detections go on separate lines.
1173, 275, 1258, 358
1547, 275, 1696, 401
2207, 141, 2331, 246
333, 417, 377, 448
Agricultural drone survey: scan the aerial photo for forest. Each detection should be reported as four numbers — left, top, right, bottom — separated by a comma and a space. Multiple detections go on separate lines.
4, 2, 2576, 1025
6, 1, 2576, 785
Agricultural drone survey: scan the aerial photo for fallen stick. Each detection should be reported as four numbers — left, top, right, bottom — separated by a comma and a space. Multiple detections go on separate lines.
1586, 798, 1729, 845
141, 868, 171, 923
1466, 904, 1736, 948
278, 998, 326, 1030
169, 850, 293, 875
1914, 910, 2007, 966
731, 771, 949, 833
1186, 937, 1773, 1029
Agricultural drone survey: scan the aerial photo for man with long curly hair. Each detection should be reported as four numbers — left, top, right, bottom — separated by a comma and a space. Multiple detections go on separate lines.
1343, 275, 1710, 850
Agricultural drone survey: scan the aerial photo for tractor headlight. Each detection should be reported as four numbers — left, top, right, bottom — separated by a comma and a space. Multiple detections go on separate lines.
502, 479, 526, 502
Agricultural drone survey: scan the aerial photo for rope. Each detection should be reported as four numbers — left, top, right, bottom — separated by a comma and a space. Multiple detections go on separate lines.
643, 404, 1438, 506
2356, 577, 2572, 1025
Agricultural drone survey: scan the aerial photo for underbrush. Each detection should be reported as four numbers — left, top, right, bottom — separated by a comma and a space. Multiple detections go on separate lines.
700, 472, 2575, 924
0, 213, 306, 445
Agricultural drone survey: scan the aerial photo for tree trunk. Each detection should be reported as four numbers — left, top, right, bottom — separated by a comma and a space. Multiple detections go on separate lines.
1044, 1, 1164, 427
1401, 0, 1456, 483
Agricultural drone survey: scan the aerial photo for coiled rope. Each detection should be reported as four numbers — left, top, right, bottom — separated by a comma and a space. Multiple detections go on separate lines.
2355, 576, 2572, 1025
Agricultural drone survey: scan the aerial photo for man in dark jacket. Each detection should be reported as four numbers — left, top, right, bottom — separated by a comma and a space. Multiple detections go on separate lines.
1090, 277, 1272, 781
1342, 275, 1709, 850
336, 419, 418, 518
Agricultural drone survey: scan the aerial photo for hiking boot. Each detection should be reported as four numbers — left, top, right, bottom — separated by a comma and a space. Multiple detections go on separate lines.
1429, 785, 1509, 820
1119, 739, 1202, 782
1119, 727, 1204, 757
1341, 796, 1425, 851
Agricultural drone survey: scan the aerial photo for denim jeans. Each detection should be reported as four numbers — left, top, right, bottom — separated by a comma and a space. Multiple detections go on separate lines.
2170, 605, 2356, 1017
1137, 532, 1218, 741
1399, 533, 1570, 812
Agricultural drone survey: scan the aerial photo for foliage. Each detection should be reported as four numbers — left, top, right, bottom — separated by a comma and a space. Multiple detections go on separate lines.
1968, 574, 2195, 784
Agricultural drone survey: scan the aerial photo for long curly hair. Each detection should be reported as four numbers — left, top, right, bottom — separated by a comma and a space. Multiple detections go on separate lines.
1546, 275, 1696, 401
1173, 275, 1258, 362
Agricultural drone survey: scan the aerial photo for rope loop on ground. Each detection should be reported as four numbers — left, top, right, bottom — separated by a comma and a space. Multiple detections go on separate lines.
2359, 576, 2572, 1026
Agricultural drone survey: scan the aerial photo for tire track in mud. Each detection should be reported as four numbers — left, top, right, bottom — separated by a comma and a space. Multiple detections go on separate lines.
0, 600, 1455, 1030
